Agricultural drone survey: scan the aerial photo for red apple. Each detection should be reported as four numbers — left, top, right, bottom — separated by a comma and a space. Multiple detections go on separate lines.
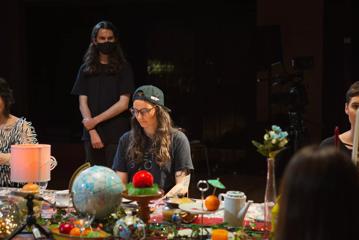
132, 170, 154, 188
59, 222, 74, 234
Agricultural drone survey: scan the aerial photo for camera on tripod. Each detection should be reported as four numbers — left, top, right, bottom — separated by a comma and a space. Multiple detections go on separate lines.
271, 56, 313, 112
270, 56, 313, 150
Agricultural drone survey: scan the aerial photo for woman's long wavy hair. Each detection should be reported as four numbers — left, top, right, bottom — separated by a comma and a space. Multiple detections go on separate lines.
127, 105, 175, 167
83, 21, 127, 75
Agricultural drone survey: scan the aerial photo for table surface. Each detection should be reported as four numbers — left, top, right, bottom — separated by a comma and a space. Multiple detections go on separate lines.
1, 187, 266, 239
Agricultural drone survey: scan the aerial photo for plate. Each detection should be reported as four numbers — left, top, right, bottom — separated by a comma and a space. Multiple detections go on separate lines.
179, 202, 223, 215
166, 197, 194, 209
122, 197, 132, 203
54, 190, 72, 208
55, 201, 73, 208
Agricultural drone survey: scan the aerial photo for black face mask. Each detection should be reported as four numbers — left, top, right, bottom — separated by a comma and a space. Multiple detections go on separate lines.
95, 42, 116, 54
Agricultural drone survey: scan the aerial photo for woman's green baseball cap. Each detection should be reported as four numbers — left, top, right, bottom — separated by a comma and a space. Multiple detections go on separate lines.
132, 85, 171, 112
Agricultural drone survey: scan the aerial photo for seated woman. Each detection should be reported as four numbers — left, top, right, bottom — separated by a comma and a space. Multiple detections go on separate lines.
275, 146, 359, 240
320, 81, 359, 156
0, 78, 38, 187
112, 85, 194, 194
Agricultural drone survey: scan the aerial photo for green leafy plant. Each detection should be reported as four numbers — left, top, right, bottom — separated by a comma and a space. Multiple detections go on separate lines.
252, 125, 288, 159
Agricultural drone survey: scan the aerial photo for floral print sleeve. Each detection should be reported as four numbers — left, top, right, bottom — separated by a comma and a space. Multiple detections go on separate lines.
0, 117, 38, 187
19, 119, 38, 144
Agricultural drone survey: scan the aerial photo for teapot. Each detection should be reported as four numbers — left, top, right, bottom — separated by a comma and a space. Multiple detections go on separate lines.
218, 191, 253, 227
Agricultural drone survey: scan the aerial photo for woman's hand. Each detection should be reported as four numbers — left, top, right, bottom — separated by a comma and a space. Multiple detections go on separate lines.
89, 129, 104, 149
82, 117, 99, 131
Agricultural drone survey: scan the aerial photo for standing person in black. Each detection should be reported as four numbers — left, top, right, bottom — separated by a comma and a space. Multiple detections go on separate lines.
71, 21, 134, 167
320, 81, 359, 157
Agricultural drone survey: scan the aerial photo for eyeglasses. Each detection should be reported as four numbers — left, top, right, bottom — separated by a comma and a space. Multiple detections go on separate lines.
130, 107, 155, 117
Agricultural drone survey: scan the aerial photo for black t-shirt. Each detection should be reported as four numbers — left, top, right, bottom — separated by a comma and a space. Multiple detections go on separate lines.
112, 130, 194, 192
320, 136, 352, 157
71, 63, 134, 144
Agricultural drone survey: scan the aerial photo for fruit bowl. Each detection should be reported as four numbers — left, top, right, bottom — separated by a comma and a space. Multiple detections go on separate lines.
50, 226, 111, 240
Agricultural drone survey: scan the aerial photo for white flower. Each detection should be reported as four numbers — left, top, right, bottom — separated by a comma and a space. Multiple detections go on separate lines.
272, 139, 277, 144
264, 133, 270, 140
269, 131, 276, 138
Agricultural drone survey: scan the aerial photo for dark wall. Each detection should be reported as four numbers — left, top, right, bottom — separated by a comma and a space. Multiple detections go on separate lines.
0, 1, 29, 115
3, 0, 352, 188
20, 1, 258, 149
257, 0, 324, 143
322, 0, 354, 138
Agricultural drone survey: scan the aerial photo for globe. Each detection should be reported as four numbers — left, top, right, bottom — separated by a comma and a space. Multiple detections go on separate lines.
71, 165, 123, 219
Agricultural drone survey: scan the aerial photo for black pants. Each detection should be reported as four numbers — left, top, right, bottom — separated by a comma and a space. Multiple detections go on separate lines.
84, 141, 118, 168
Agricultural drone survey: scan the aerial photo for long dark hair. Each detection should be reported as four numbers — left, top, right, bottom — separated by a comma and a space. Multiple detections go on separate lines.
276, 146, 359, 240
0, 78, 14, 117
83, 21, 127, 75
127, 105, 175, 167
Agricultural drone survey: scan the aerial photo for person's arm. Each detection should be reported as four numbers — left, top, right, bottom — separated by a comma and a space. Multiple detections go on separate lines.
79, 95, 92, 120
165, 170, 191, 197
79, 95, 104, 149
175, 170, 191, 184
116, 171, 128, 188
82, 94, 130, 131
171, 131, 194, 195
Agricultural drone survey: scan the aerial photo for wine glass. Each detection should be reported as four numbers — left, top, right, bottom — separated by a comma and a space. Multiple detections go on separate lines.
36, 181, 48, 194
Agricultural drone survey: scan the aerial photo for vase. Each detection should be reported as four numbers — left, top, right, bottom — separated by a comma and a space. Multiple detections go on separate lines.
264, 157, 276, 235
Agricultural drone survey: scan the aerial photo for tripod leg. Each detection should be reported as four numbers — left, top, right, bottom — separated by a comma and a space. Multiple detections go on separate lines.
6, 223, 27, 240
35, 223, 51, 238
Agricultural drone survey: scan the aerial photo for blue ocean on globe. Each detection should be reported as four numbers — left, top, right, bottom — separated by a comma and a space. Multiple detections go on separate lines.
71, 165, 123, 219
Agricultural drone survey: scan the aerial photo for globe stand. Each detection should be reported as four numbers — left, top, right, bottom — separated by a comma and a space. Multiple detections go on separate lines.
122, 190, 164, 223
7, 194, 51, 239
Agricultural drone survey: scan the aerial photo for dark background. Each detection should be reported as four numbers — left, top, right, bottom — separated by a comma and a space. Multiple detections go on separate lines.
0, 0, 355, 198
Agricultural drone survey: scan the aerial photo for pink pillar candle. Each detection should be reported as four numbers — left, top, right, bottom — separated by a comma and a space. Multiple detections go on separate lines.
10, 144, 51, 183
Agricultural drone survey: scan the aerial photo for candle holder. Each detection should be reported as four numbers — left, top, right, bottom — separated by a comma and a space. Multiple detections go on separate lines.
122, 189, 164, 223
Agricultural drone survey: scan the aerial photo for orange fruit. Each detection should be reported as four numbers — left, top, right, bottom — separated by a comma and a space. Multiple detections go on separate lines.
211, 229, 228, 240
69, 227, 81, 236
204, 195, 220, 211
82, 228, 92, 236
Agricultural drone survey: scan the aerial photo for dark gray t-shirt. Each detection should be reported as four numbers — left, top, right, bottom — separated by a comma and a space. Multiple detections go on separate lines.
112, 130, 194, 192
